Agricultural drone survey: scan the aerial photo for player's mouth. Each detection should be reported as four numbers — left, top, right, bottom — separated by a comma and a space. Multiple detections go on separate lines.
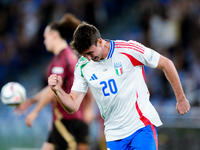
92, 56, 99, 62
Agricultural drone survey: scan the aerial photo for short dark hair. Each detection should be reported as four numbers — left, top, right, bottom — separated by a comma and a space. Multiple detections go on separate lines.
70, 22, 101, 54
48, 13, 81, 39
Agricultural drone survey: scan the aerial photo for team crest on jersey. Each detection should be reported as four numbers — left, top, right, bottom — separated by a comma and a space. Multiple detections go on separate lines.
114, 62, 123, 76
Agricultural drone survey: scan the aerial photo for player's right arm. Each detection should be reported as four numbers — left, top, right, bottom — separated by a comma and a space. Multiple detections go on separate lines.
48, 74, 86, 114
15, 86, 55, 127
25, 86, 54, 127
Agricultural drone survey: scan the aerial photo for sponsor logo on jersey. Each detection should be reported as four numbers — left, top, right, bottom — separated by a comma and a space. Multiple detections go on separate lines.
114, 62, 123, 76
51, 67, 64, 74
89, 74, 98, 81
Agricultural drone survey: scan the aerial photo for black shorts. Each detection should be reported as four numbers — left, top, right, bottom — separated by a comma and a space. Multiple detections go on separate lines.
47, 119, 89, 150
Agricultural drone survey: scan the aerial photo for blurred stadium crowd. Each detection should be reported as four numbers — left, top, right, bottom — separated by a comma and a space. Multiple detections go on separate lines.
1, 0, 200, 149
1, 0, 200, 107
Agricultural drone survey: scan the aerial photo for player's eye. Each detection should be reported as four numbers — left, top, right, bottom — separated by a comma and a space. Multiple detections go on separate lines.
86, 52, 92, 55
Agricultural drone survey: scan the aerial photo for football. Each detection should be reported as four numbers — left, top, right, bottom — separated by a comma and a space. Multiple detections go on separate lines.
0, 82, 26, 106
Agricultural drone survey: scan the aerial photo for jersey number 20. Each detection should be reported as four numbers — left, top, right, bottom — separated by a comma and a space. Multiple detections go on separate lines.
100, 79, 118, 96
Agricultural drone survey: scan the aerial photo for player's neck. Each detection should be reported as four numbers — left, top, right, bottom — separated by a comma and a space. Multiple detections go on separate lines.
54, 40, 68, 55
103, 40, 110, 59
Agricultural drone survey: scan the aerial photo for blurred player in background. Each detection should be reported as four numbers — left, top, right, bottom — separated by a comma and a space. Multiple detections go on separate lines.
15, 14, 94, 150
48, 22, 190, 150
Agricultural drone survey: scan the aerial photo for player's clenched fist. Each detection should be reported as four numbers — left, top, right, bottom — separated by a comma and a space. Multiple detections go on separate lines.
48, 74, 63, 91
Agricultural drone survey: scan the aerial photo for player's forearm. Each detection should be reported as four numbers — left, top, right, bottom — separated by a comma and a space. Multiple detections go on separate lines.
30, 86, 50, 103
32, 87, 54, 114
160, 58, 186, 101
53, 88, 79, 114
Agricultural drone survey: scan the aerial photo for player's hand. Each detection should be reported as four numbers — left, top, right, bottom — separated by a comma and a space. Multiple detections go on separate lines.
25, 111, 38, 127
176, 98, 190, 115
14, 99, 33, 115
48, 74, 62, 91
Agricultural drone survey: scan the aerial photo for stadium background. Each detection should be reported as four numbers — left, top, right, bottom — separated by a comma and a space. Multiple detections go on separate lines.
1, 0, 200, 149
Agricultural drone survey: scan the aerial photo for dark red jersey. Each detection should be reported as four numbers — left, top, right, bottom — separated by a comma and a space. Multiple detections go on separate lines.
47, 47, 83, 121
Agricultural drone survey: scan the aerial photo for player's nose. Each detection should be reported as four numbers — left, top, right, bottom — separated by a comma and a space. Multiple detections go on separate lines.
84, 54, 92, 61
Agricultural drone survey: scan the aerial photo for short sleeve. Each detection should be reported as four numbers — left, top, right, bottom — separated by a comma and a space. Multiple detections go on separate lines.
143, 47, 160, 68
71, 57, 89, 93
122, 40, 160, 68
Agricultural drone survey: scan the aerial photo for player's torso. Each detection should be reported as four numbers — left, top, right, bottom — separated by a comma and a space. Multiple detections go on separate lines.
81, 43, 143, 120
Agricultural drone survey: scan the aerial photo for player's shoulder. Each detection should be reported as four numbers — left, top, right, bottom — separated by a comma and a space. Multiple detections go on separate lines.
63, 47, 75, 56
114, 39, 127, 44
74, 56, 90, 74
78, 56, 88, 63
75, 56, 89, 68
114, 39, 144, 46
128, 40, 145, 48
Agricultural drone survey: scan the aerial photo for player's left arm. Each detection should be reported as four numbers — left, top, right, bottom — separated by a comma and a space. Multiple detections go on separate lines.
156, 55, 190, 115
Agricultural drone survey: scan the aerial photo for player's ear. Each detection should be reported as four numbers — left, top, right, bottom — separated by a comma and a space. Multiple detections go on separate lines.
52, 30, 59, 39
97, 38, 102, 47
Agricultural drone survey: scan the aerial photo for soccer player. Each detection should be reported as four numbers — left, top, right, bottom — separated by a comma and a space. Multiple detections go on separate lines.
15, 15, 94, 150
48, 22, 190, 150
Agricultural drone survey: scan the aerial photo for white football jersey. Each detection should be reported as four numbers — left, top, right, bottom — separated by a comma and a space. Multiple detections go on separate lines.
72, 40, 163, 141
